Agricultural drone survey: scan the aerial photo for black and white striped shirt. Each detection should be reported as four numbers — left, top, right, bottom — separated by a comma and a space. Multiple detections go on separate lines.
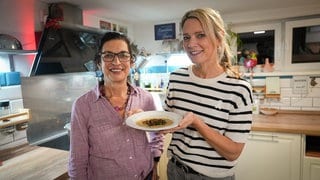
164, 66, 253, 178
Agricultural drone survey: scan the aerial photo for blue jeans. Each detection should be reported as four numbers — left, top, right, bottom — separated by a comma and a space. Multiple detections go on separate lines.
167, 158, 235, 180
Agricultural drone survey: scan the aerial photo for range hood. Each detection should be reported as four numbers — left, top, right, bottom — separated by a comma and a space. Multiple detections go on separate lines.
29, 3, 108, 76
22, 3, 106, 149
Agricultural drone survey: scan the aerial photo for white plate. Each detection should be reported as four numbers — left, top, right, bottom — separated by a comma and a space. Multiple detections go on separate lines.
125, 111, 182, 131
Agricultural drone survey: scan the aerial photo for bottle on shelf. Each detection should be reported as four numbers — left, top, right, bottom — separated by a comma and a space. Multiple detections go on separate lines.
263, 58, 274, 72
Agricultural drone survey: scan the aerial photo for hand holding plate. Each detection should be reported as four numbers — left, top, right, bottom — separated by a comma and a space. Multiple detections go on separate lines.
159, 112, 196, 134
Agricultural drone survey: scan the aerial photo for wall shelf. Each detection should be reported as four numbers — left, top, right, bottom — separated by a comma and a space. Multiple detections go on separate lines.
0, 109, 30, 128
0, 50, 37, 55
243, 70, 320, 78
0, 50, 37, 72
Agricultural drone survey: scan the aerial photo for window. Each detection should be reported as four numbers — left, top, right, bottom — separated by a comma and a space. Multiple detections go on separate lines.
238, 30, 275, 65
285, 18, 320, 71
231, 22, 281, 70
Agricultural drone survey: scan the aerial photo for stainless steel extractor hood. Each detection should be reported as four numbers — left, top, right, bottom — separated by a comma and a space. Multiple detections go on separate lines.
29, 3, 108, 76
22, 3, 105, 150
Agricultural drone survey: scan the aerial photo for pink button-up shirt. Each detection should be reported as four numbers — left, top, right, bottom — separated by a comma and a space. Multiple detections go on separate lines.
68, 84, 163, 180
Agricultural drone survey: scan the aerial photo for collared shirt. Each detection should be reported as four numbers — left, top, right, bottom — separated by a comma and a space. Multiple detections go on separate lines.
68, 84, 163, 180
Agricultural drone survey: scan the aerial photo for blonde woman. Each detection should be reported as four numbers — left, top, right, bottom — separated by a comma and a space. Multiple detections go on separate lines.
161, 8, 253, 180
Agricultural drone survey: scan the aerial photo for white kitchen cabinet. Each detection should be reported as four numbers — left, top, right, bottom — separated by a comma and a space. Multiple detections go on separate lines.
303, 156, 320, 180
235, 131, 302, 180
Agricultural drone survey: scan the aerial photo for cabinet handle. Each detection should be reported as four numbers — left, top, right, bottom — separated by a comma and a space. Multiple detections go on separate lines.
248, 133, 279, 143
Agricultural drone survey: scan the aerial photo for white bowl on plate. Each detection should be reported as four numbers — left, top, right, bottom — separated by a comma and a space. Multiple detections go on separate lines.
260, 108, 278, 115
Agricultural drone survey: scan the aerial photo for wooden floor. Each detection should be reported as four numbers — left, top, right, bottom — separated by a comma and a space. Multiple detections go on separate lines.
0, 144, 69, 180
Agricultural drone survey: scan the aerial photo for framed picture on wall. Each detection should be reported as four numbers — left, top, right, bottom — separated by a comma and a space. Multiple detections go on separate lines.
100, 20, 111, 30
119, 25, 128, 35
112, 23, 118, 31
154, 23, 176, 40
284, 18, 320, 71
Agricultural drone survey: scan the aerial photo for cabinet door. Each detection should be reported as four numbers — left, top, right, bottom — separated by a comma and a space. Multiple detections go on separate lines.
235, 131, 302, 180
303, 157, 320, 180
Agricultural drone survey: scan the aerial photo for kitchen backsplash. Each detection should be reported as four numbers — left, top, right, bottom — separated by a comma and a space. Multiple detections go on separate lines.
251, 75, 320, 111
1, 73, 319, 150
141, 72, 320, 111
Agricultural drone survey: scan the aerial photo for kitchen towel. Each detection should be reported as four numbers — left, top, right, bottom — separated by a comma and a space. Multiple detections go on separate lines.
0, 72, 6, 86
5, 72, 21, 86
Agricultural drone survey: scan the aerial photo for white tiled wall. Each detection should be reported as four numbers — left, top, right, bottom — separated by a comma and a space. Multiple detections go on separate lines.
10, 99, 24, 114
141, 73, 320, 112
0, 85, 23, 100
257, 76, 320, 111
0, 129, 28, 150
0, 131, 13, 145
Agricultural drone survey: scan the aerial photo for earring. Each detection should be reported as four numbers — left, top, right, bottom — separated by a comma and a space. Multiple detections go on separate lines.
217, 46, 222, 54
217, 46, 224, 60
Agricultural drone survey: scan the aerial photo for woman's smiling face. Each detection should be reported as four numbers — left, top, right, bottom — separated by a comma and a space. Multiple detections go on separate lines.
101, 39, 132, 83
182, 18, 219, 65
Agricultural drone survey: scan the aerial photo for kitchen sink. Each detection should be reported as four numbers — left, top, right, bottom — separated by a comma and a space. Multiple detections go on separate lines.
38, 134, 70, 151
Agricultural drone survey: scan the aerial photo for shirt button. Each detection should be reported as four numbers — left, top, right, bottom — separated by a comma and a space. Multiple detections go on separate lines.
134, 175, 138, 178
126, 139, 130, 142
129, 156, 133, 159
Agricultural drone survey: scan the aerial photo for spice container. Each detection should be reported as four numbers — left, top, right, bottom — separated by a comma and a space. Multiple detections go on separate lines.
0, 100, 10, 116
252, 96, 260, 115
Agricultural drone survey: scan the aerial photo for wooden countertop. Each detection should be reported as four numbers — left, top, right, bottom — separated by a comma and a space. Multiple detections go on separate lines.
0, 109, 30, 128
252, 110, 320, 136
0, 144, 69, 179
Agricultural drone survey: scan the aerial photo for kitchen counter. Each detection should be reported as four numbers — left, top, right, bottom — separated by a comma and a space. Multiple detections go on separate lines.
0, 109, 30, 128
0, 144, 69, 179
0, 110, 319, 179
252, 110, 320, 136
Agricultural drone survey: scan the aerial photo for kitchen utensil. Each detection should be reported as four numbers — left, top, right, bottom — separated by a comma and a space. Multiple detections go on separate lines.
0, 34, 22, 50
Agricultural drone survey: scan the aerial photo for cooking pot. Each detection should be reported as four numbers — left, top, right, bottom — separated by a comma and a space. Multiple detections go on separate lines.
0, 34, 23, 50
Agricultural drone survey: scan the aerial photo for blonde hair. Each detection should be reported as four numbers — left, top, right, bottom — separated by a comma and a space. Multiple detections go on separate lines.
180, 8, 239, 78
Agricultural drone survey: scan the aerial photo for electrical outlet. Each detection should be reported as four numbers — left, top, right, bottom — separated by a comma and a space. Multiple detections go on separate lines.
292, 76, 308, 94
310, 77, 318, 87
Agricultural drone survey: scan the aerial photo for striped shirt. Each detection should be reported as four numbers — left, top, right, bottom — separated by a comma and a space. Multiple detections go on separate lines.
164, 66, 253, 178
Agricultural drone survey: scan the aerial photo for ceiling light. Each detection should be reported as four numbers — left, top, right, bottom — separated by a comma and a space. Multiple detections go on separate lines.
254, 31, 265, 34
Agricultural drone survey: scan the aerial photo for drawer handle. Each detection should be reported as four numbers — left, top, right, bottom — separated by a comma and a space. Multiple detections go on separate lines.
248, 134, 279, 142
